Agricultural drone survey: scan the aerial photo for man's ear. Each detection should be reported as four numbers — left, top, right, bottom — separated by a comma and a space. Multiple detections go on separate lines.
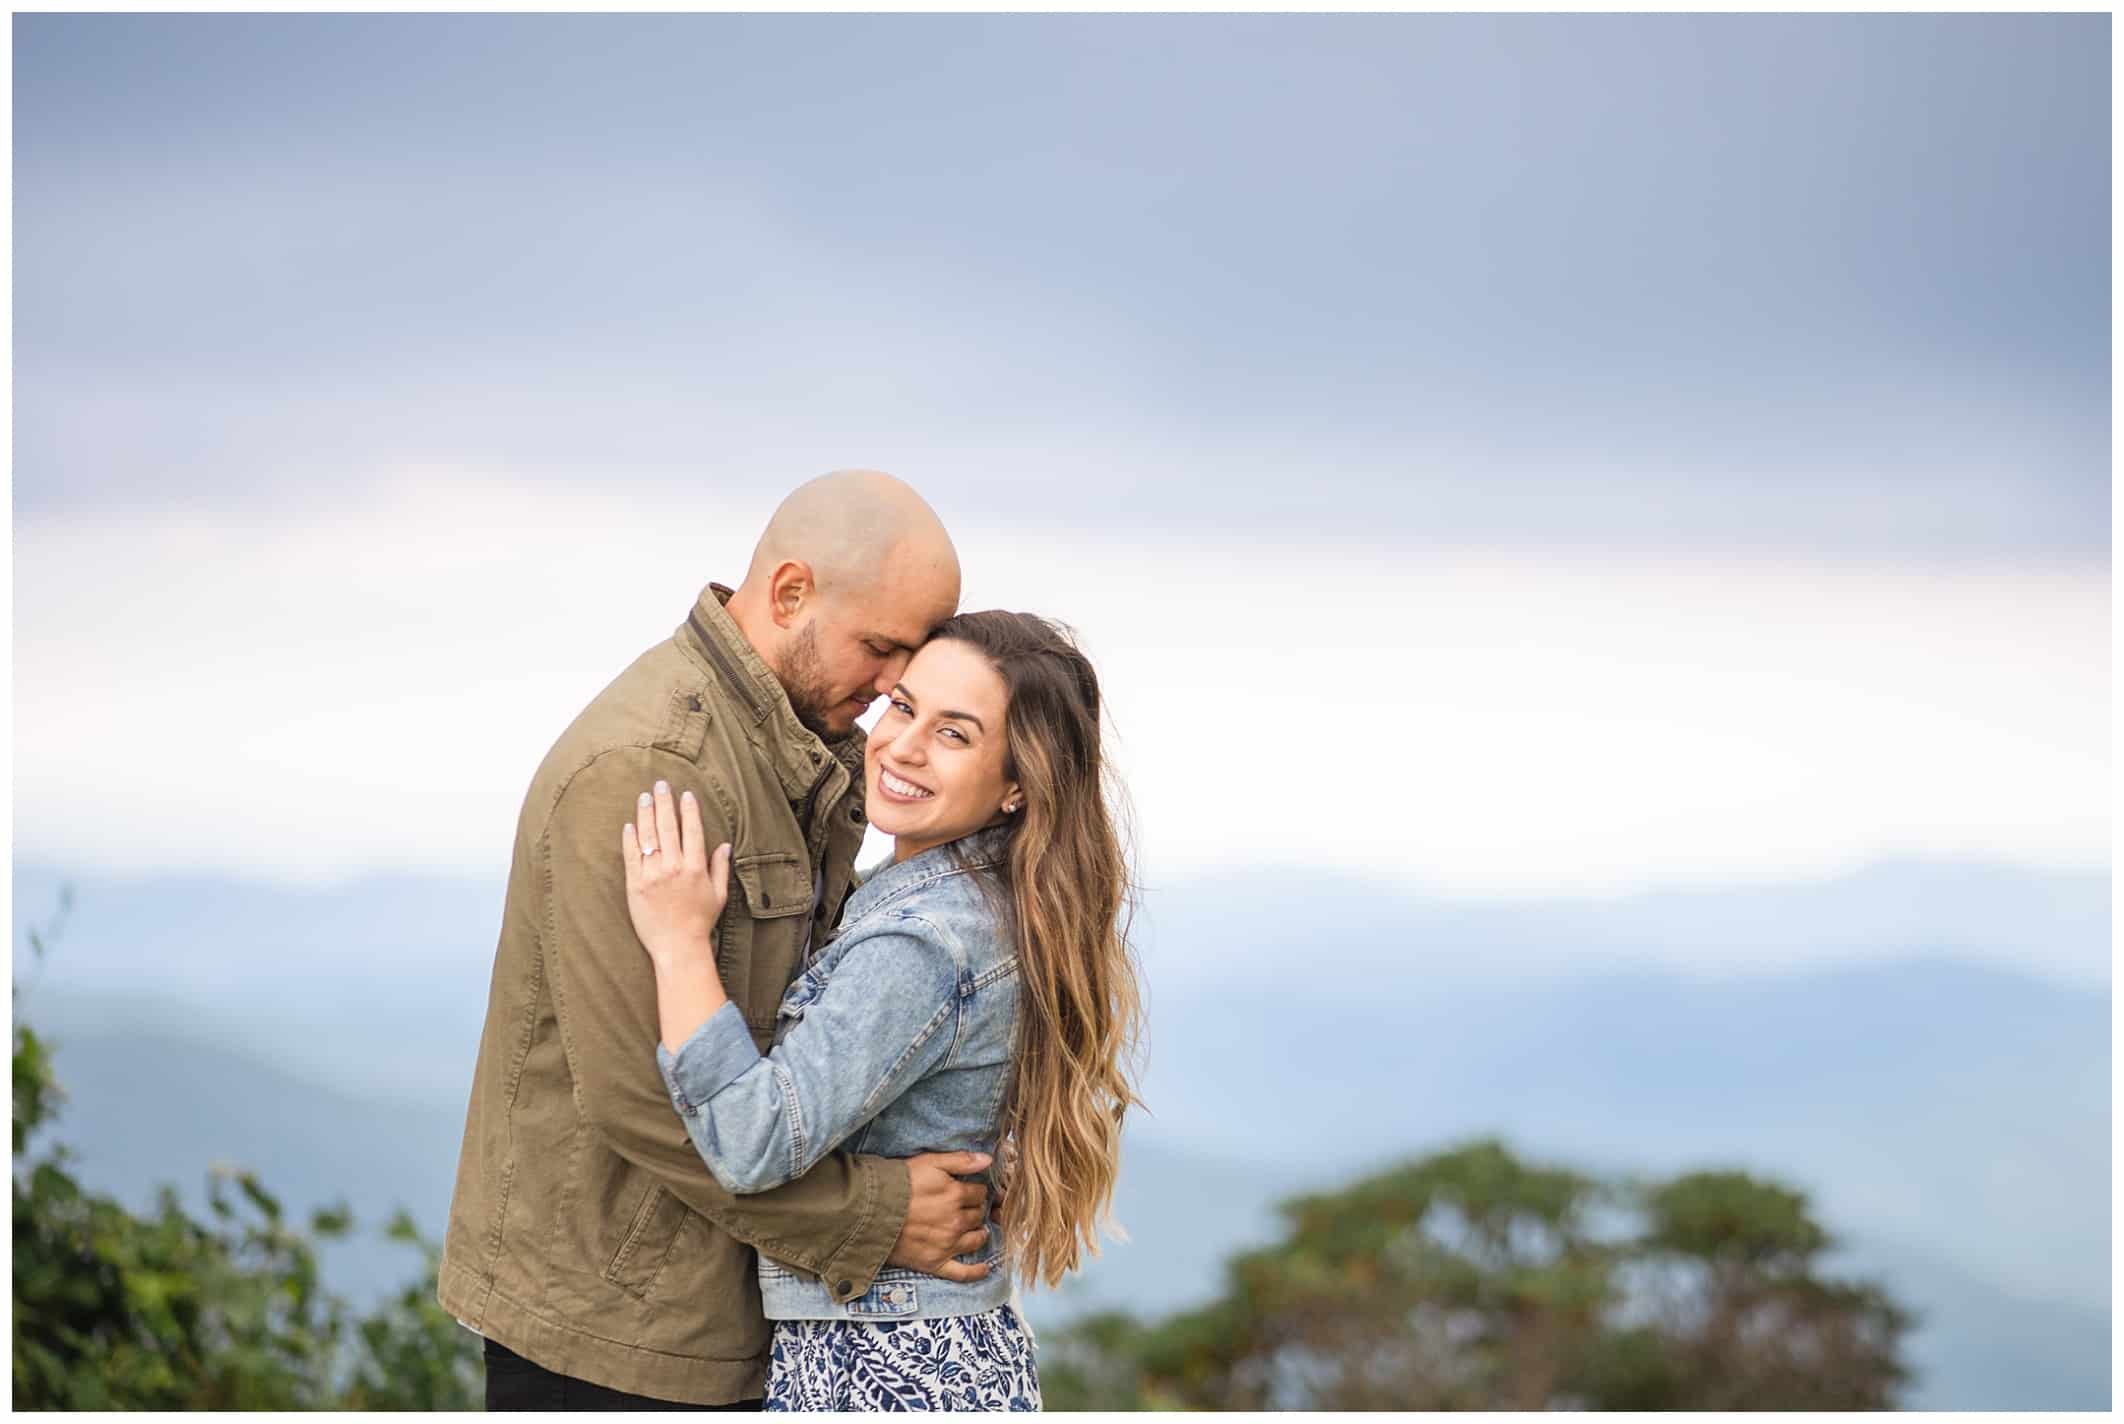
767, 560, 815, 629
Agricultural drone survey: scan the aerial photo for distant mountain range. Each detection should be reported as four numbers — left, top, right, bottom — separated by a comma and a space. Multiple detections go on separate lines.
1138, 854, 2112, 989
9, 854, 2110, 1409
10, 851, 2107, 1106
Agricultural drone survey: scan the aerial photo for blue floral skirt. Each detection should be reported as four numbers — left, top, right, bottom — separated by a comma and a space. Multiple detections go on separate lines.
763, 1306, 1041, 1411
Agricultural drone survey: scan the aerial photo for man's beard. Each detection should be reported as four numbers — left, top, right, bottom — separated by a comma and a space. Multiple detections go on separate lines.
779, 622, 842, 739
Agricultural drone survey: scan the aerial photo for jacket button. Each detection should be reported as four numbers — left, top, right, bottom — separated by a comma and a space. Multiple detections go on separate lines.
836, 1279, 854, 1298
849, 807, 864, 824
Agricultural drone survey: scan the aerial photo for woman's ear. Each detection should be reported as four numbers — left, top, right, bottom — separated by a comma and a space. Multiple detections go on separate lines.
999, 780, 1025, 816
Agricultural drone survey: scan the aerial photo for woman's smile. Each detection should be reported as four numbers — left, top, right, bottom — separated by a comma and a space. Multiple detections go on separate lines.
876, 764, 935, 802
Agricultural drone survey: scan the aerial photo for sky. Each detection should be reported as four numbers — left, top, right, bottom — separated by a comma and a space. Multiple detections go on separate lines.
9, 14, 2111, 907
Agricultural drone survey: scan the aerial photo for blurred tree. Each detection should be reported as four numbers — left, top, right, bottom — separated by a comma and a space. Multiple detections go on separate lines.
1044, 1139, 1912, 1410
1605, 1169, 1915, 1409
336, 1208, 486, 1411
11, 892, 482, 1409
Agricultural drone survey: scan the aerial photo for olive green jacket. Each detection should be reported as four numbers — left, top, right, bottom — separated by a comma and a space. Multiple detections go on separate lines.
438, 583, 909, 1405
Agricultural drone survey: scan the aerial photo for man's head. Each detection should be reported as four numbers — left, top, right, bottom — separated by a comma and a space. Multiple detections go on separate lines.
726, 470, 962, 741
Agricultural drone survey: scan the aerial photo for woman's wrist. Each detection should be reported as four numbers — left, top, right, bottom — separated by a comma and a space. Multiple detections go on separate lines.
646, 932, 715, 972
650, 946, 723, 1001
651, 952, 728, 1054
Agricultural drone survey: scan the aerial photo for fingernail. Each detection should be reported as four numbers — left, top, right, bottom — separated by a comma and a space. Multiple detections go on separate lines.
639, 791, 652, 806
681, 789, 694, 802
654, 780, 669, 795
972, 1153, 993, 1168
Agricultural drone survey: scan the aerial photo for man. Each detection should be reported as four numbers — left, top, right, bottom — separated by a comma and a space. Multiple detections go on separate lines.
440, 471, 995, 1409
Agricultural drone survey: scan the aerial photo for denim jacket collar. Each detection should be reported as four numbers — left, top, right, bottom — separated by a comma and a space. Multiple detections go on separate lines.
840, 826, 1011, 932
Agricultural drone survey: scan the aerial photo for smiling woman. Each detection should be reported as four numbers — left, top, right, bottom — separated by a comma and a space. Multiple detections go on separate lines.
623, 609, 1144, 1410
867, 639, 1023, 863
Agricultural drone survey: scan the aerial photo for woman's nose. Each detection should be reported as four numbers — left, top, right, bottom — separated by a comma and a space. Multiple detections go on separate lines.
889, 722, 927, 762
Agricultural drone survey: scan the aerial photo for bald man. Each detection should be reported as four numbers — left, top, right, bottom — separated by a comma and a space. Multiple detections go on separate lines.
441, 472, 990, 1410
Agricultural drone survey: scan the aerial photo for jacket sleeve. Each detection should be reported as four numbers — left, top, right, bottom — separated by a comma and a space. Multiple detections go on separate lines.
654, 925, 960, 1194
537, 748, 911, 1300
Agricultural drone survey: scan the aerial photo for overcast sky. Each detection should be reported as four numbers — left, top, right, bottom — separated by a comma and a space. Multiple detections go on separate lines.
11, 14, 2110, 904
14, 14, 2108, 552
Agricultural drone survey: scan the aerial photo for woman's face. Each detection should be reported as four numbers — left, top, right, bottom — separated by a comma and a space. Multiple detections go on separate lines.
865, 638, 1021, 861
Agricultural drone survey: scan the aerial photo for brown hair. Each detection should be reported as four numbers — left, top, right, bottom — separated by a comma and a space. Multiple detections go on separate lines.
933, 609, 1144, 1289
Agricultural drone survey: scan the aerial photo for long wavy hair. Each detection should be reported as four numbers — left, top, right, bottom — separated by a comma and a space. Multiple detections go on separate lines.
933, 609, 1144, 1289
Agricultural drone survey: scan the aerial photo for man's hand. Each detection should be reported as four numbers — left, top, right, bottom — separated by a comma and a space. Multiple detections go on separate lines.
989, 1136, 1017, 1231
888, 1152, 994, 1281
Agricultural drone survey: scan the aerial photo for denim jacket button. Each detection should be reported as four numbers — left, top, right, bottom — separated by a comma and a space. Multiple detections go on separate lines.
836, 1279, 854, 1298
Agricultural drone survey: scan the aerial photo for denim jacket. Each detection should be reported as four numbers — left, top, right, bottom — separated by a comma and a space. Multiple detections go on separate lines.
656, 827, 1020, 1321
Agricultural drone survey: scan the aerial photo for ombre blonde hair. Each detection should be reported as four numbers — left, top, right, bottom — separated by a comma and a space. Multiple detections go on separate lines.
934, 610, 1144, 1289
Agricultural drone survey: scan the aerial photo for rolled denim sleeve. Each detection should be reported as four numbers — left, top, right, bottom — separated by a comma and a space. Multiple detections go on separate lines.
654, 925, 959, 1195
657, 1001, 757, 1102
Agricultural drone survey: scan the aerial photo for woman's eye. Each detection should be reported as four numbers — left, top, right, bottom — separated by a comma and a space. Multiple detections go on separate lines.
940, 726, 967, 744
891, 698, 914, 715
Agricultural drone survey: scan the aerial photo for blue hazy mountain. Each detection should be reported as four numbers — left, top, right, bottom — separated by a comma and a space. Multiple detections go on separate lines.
11, 852, 2107, 1111
10, 855, 2110, 1408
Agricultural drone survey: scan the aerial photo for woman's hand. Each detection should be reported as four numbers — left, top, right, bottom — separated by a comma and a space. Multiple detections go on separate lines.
622, 780, 733, 969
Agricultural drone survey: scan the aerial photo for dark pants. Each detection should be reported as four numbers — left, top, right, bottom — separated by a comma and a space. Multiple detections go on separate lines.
483, 1337, 765, 1412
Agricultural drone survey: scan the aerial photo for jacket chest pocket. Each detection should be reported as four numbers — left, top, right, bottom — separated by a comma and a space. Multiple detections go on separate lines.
724, 851, 814, 1029
733, 851, 813, 920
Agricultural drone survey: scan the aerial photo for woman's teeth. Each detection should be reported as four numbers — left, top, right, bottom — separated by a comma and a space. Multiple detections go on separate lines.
881, 770, 933, 799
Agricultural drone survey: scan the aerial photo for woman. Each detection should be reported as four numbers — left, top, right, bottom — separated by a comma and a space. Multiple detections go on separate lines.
621, 610, 1142, 1412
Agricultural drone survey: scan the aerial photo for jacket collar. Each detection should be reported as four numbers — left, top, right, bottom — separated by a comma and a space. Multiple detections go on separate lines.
682, 583, 865, 805
842, 826, 1012, 928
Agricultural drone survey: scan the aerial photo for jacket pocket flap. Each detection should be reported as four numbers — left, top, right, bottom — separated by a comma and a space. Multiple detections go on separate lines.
602, 1185, 693, 1299
733, 852, 811, 920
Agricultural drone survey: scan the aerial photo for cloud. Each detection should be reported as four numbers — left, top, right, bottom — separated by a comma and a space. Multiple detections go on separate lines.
12, 473, 2108, 895
11, 14, 2109, 556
